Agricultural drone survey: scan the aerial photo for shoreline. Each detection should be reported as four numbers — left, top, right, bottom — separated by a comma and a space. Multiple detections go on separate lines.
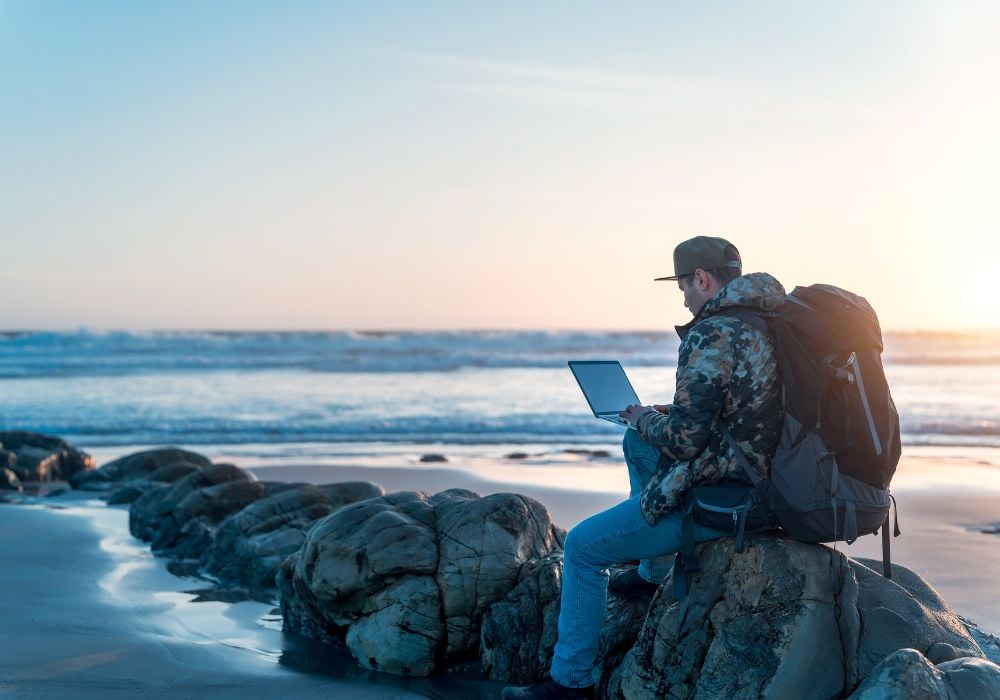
4, 445, 1000, 698
0, 494, 502, 699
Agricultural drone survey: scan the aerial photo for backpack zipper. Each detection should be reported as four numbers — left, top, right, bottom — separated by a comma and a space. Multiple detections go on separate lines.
848, 353, 883, 457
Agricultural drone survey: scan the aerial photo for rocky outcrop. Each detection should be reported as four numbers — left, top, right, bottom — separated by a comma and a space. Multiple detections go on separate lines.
848, 648, 1000, 699
479, 553, 648, 684
1, 467, 22, 492
481, 535, 992, 697
0, 432, 94, 482
71, 447, 211, 491
130, 463, 256, 545
202, 481, 385, 589
278, 489, 564, 676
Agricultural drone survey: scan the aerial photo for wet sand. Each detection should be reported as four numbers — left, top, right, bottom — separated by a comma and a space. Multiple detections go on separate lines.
0, 496, 496, 699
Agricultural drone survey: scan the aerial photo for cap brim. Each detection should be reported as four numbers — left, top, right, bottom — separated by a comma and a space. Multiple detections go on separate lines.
653, 276, 679, 281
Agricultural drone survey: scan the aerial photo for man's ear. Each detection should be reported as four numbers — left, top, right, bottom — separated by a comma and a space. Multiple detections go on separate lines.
695, 269, 709, 290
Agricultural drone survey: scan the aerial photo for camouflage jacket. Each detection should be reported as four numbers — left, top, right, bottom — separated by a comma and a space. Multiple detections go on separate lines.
635, 272, 786, 524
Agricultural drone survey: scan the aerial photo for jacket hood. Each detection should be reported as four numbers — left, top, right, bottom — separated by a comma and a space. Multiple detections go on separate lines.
676, 272, 786, 339
699, 272, 786, 317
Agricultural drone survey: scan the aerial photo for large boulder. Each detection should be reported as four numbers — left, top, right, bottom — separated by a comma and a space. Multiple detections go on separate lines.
278, 489, 564, 676
480, 553, 647, 684
71, 447, 211, 490
151, 478, 267, 551
848, 648, 1000, 699
202, 481, 385, 589
607, 537, 984, 698
130, 463, 253, 543
483, 535, 986, 697
1, 467, 23, 493
0, 432, 94, 482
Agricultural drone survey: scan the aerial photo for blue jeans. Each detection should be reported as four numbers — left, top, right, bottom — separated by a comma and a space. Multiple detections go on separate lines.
549, 429, 726, 688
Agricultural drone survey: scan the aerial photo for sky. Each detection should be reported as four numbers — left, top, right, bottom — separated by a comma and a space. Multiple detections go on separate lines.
1, 1, 998, 332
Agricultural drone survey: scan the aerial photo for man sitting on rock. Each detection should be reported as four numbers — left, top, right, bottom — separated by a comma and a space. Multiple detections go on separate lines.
503, 236, 786, 699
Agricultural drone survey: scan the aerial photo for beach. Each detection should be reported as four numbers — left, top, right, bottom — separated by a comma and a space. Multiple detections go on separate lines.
2, 446, 999, 699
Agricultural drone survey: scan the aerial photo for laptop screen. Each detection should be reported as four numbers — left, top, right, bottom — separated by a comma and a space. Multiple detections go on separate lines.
569, 361, 640, 415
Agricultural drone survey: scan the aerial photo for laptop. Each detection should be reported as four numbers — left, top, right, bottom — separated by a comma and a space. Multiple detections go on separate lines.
568, 360, 641, 427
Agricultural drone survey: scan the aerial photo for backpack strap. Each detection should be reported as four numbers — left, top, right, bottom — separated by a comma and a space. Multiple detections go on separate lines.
672, 505, 700, 599
719, 425, 763, 488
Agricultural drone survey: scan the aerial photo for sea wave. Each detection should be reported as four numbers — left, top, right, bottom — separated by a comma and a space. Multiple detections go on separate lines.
2, 329, 999, 378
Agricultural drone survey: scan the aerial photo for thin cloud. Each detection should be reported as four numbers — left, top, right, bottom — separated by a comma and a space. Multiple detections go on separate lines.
405, 52, 901, 122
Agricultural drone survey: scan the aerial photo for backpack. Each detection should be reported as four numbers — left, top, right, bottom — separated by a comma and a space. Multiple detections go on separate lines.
672, 284, 902, 598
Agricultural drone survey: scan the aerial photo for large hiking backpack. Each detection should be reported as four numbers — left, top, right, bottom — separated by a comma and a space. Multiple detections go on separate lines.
728, 284, 902, 572
672, 284, 902, 598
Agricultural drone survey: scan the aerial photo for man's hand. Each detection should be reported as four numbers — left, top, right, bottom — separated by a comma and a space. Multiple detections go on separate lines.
620, 404, 655, 427
652, 404, 671, 414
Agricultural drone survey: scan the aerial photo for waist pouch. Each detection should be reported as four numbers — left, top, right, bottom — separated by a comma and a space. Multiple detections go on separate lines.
689, 480, 774, 542
673, 480, 776, 600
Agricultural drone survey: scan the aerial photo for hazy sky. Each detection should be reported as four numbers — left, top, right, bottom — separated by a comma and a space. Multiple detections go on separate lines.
2, 1, 998, 331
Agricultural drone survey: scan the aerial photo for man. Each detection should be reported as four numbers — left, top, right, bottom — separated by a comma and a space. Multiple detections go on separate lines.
503, 236, 786, 699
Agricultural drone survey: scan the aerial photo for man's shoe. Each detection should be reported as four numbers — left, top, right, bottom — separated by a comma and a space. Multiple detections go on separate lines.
608, 567, 659, 601
501, 676, 595, 699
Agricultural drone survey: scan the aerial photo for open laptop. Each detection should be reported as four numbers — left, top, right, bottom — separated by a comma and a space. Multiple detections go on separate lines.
568, 360, 641, 427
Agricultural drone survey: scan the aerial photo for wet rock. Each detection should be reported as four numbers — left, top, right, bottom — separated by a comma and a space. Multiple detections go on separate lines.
203, 481, 385, 589
130, 463, 254, 543
151, 478, 266, 551
848, 648, 1000, 699
479, 553, 652, 686
71, 447, 211, 490
605, 537, 984, 698
0, 431, 94, 482
505, 452, 529, 460
851, 556, 984, 680
279, 489, 563, 676
107, 483, 155, 505
480, 554, 563, 682
418, 453, 448, 463
1, 467, 23, 492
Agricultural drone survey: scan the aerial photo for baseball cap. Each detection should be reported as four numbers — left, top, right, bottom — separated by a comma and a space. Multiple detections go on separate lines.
654, 235, 741, 281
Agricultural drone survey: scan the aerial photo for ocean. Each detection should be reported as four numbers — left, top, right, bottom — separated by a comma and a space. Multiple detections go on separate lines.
2, 330, 999, 463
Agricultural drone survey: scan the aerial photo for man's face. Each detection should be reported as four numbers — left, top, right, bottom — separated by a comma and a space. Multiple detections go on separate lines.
677, 274, 707, 316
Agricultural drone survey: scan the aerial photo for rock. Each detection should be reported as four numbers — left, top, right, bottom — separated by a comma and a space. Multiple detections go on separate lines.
107, 483, 156, 505
280, 489, 563, 676
71, 447, 211, 490
936, 656, 1000, 699
146, 461, 205, 483
418, 453, 448, 463
130, 463, 253, 543
203, 481, 385, 589
0, 431, 94, 482
505, 452, 529, 460
477, 555, 666, 688
480, 554, 563, 682
849, 648, 949, 699
848, 648, 1000, 699
1, 467, 22, 492
152, 479, 266, 551
605, 538, 986, 698
851, 557, 984, 680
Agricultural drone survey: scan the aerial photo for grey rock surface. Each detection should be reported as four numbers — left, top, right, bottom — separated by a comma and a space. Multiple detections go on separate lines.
280, 489, 563, 676
152, 479, 267, 551
0, 431, 94, 482
482, 534, 985, 698
130, 463, 254, 543
71, 447, 211, 490
203, 481, 385, 589
851, 557, 983, 679
480, 552, 647, 687
1, 467, 23, 492
848, 648, 1000, 699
